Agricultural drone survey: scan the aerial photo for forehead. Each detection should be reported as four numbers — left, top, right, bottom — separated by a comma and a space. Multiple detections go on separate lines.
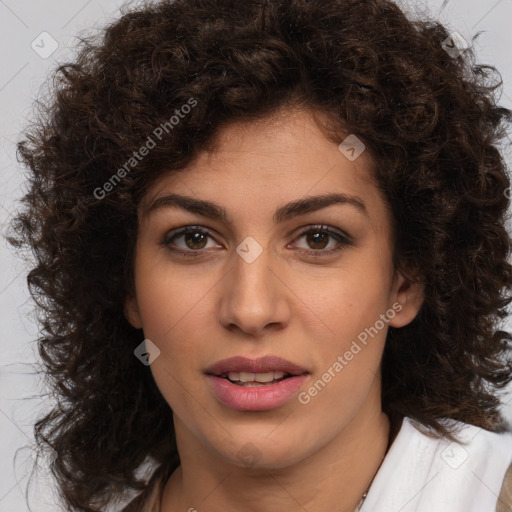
138, 108, 390, 231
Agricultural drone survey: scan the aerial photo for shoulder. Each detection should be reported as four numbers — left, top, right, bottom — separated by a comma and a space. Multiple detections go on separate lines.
119, 458, 177, 512
408, 418, 512, 512
119, 471, 165, 512
120, 489, 160, 512
361, 417, 512, 512
497, 462, 512, 512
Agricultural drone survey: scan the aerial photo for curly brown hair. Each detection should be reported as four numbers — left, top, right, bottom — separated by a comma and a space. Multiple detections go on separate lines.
7, 0, 512, 510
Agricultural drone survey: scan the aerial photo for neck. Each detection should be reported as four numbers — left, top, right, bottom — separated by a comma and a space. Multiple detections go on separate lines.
161, 391, 391, 512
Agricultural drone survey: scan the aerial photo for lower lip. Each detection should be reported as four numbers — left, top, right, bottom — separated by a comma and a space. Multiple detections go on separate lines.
206, 374, 308, 411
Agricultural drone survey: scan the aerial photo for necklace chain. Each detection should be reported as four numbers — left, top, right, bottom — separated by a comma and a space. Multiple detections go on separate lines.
354, 420, 393, 511
354, 489, 369, 512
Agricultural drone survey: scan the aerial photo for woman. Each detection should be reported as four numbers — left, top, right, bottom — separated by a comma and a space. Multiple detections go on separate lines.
8, 0, 512, 510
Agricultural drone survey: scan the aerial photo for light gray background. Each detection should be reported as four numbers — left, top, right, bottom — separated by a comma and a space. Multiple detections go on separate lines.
1, 0, 512, 510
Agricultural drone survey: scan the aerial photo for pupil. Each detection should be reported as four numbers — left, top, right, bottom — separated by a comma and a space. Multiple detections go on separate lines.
308, 232, 327, 249
186, 232, 207, 249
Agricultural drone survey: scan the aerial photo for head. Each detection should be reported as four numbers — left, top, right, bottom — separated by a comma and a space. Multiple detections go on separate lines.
9, 0, 512, 509
122, 105, 424, 470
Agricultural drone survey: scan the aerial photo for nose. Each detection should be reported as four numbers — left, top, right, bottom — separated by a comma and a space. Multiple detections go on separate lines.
217, 243, 291, 337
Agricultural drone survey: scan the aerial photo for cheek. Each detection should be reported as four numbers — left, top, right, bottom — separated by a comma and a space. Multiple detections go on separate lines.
132, 259, 216, 407
143, 312, 211, 418
299, 281, 388, 419
297, 264, 392, 344
133, 252, 217, 341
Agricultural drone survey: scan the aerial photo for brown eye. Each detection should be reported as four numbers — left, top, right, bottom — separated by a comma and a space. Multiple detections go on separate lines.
183, 231, 208, 250
293, 225, 353, 255
163, 226, 220, 256
305, 231, 330, 250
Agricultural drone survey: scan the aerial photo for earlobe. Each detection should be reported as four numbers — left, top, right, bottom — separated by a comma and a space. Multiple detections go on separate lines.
389, 271, 424, 328
124, 295, 143, 329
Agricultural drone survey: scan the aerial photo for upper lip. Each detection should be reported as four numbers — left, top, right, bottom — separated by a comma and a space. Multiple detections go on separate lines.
205, 355, 308, 377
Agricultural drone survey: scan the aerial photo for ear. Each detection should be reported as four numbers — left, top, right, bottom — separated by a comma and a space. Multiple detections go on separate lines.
388, 270, 424, 328
124, 294, 143, 329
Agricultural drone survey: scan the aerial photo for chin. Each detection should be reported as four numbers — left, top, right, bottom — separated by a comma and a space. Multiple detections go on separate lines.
211, 428, 317, 471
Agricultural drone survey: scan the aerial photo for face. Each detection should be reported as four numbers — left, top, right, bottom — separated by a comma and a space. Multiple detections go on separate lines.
124, 108, 423, 470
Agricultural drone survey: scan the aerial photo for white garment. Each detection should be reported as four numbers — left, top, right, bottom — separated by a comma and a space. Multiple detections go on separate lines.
361, 417, 512, 512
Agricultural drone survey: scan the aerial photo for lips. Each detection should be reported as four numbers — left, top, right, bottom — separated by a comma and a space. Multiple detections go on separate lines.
204, 355, 308, 377
205, 355, 309, 411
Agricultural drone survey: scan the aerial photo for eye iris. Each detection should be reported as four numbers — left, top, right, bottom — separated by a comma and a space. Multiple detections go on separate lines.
307, 231, 328, 249
185, 232, 207, 249
178, 230, 334, 251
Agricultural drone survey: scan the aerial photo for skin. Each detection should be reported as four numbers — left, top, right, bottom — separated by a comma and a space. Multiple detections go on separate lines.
124, 107, 424, 512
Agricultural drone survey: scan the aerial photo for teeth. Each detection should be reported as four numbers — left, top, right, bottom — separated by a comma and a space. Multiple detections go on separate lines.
227, 370, 286, 383
255, 371, 279, 383
240, 372, 255, 382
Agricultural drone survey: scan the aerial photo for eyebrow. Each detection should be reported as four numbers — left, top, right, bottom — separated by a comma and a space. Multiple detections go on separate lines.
143, 192, 368, 223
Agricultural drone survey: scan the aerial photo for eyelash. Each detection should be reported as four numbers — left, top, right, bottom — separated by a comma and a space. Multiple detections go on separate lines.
162, 224, 353, 258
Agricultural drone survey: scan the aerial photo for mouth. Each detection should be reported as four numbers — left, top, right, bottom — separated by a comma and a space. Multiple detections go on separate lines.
218, 370, 296, 387
204, 355, 309, 411
205, 355, 308, 382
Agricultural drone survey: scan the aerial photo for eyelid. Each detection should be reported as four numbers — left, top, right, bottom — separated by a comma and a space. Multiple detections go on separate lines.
289, 224, 353, 255
162, 225, 219, 246
293, 224, 353, 244
162, 224, 353, 256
